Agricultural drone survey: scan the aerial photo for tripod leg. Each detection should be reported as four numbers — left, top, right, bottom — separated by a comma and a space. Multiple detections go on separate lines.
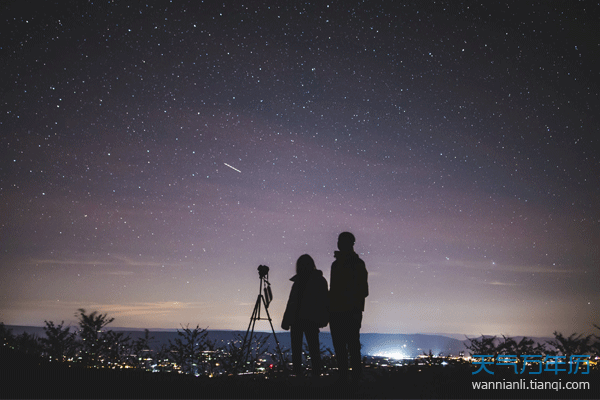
242, 295, 262, 369
242, 297, 259, 348
261, 295, 286, 370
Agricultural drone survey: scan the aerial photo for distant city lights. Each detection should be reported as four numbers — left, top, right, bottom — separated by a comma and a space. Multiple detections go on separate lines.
373, 349, 409, 360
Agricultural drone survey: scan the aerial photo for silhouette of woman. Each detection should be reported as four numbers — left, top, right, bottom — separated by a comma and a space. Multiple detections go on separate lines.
282, 254, 329, 377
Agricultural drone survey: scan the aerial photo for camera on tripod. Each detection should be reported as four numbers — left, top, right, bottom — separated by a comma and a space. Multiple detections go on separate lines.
241, 264, 285, 370
257, 264, 269, 280
257, 265, 273, 307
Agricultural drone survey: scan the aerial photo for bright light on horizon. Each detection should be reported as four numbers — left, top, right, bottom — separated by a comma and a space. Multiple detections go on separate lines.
373, 349, 410, 360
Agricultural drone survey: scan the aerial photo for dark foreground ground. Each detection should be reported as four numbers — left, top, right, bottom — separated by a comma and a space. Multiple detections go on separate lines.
2, 353, 598, 399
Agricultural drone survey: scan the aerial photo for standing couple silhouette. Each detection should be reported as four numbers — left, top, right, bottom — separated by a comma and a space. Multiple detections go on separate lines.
281, 232, 369, 383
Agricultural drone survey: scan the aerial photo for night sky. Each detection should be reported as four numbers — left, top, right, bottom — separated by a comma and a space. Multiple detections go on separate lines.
1, 1, 598, 338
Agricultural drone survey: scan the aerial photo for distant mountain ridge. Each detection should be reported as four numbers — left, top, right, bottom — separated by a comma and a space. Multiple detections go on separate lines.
5, 325, 466, 357
4, 325, 557, 358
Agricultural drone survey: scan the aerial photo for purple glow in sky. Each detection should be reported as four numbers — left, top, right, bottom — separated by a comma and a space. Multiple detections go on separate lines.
1, 1, 598, 337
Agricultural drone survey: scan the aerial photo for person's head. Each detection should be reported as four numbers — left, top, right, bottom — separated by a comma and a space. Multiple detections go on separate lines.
337, 231, 355, 252
296, 254, 316, 275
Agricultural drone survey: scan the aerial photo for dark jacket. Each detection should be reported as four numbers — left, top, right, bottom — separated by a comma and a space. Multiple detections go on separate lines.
282, 270, 329, 329
329, 251, 368, 312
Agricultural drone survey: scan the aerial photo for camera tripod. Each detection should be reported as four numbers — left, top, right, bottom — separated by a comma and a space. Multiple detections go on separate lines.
241, 266, 286, 370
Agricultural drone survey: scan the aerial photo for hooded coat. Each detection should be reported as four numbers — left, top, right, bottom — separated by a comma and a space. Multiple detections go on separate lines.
282, 269, 329, 329
329, 251, 368, 312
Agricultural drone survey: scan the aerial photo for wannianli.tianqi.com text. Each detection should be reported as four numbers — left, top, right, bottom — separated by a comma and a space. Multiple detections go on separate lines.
471, 379, 591, 391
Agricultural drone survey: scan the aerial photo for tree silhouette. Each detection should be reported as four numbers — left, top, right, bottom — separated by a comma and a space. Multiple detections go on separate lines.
127, 329, 154, 369
221, 332, 271, 374
13, 331, 42, 357
496, 335, 545, 373
154, 343, 173, 372
168, 324, 210, 375
592, 324, 600, 358
40, 320, 77, 362
243, 333, 270, 373
421, 349, 435, 366
464, 334, 498, 372
75, 308, 115, 367
465, 335, 498, 356
546, 331, 592, 359
220, 333, 246, 375
201, 334, 219, 376
102, 330, 131, 368
301, 341, 334, 372
0, 322, 14, 349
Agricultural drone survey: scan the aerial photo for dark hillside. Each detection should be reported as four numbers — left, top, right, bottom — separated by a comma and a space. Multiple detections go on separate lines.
2, 345, 597, 399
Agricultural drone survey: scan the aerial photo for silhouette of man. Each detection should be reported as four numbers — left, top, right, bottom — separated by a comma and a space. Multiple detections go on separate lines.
328, 232, 368, 383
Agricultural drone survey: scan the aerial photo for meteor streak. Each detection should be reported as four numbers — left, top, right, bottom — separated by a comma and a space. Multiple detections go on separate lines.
224, 163, 242, 173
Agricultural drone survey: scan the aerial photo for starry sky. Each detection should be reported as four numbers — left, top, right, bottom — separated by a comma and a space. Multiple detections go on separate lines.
1, 1, 598, 338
